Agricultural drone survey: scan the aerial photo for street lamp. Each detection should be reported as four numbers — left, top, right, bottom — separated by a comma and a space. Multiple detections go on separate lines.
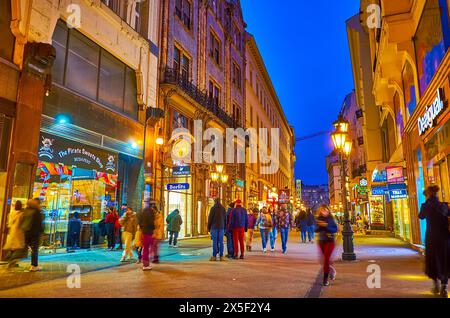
331, 115, 356, 261
210, 164, 229, 201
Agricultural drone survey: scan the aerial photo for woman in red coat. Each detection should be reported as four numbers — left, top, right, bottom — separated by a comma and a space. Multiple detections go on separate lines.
105, 207, 119, 250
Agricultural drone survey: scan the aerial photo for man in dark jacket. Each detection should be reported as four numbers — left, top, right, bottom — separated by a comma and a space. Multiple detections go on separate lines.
137, 206, 155, 271
21, 198, 44, 272
229, 199, 248, 259
306, 210, 316, 243
166, 209, 183, 247
67, 212, 82, 251
225, 202, 235, 258
208, 198, 227, 261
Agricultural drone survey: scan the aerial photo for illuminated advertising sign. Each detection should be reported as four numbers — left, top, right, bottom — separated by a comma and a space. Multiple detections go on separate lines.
386, 166, 405, 183
418, 88, 446, 136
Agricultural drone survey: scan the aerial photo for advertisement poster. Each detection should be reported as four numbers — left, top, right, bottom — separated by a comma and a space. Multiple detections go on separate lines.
386, 166, 405, 183
370, 196, 385, 227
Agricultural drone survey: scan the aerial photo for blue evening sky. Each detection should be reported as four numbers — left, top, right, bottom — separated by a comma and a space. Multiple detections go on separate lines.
241, 0, 360, 185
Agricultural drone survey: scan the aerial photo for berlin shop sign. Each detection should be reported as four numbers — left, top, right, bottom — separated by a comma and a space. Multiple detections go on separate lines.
418, 88, 446, 136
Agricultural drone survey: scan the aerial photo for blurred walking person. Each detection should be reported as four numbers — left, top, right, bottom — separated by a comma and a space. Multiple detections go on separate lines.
119, 207, 137, 262
246, 208, 257, 252
208, 198, 227, 261
229, 199, 248, 259
137, 204, 156, 271
269, 205, 278, 252
105, 207, 119, 250
296, 210, 308, 243
21, 199, 44, 272
3, 201, 26, 269
307, 210, 316, 243
419, 185, 449, 298
67, 212, 82, 252
315, 205, 338, 286
152, 205, 164, 264
277, 205, 293, 254
256, 207, 273, 253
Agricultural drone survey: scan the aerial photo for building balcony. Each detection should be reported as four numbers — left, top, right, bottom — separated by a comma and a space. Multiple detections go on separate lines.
161, 66, 242, 129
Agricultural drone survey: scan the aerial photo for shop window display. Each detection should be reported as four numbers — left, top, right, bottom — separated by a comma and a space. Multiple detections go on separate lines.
402, 62, 417, 118
414, 0, 447, 96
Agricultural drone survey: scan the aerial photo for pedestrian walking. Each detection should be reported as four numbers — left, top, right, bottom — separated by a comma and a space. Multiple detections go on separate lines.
256, 207, 273, 253
307, 210, 316, 243
137, 205, 156, 271
246, 208, 257, 252
269, 205, 278, 252
277, 205, 293, 254
225, 202, 235, 258
119, 207, 137, 262
152, 205, 164, 264
3, 201, 26, 269
296, 210, 308, 243
21, 198, 44, 272
67, 212, 82, 251
105, 207, 119, 250
315, 205, 338, 286
419, 185, 449, 298
207, 198, 227, 261
229, 199, 248, 259
166, 209, 183, 247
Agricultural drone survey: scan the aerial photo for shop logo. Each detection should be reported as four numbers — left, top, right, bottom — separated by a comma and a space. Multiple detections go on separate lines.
38, 137, 54, 160
106, 155, 116, 173
418, 88, 446, 136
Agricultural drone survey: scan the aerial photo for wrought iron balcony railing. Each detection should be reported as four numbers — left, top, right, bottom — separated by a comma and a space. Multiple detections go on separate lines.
162, 66, 242, 129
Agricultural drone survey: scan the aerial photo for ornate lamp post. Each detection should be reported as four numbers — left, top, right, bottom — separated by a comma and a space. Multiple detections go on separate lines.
210, 164, 229, 202
331, 115, 356, 261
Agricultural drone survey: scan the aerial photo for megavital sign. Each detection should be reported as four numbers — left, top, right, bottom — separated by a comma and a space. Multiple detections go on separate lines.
418, 88, 446, 136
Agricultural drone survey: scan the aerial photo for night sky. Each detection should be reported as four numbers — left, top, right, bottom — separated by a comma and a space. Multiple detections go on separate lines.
241, 0, 360, 185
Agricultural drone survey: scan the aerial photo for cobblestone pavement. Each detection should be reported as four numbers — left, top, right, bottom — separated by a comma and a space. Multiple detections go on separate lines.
0, 233, 434, 298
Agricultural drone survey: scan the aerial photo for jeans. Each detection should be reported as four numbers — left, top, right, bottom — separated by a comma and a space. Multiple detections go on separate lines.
269, 227, 278, 249
169, 231, 179, 246
68, 232, 80, 249
142, 234, 154, 267
300, 228, 307, 243
232, 227, 245, 257
226, 231, 234, 256
307, 225, 315, 242
106, 224, 115, 249
26, 235, 40, 267
260, 228, 270, 249
121, 231, 134, 259
319, 241, 336, 274
211, 229, 225, 257
279, 227, 289, 252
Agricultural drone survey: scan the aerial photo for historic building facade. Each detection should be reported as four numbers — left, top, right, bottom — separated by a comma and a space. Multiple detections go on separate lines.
348, 0, 450, 245
245, 32, 296, 209
157, 0, 247, 237
0, 0, 160, 254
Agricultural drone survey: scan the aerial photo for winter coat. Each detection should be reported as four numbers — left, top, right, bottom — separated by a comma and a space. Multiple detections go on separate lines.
256, 212, 273, 230
105, 212, 119, 225
247, 214, 257, 230
307, 213, 316, 227
68, 217, 82, 236
277, 210, 294, 229
21, 207, 44, 238
153, 212, 164, 240
4, 210, 25, 251
315, 214, 338, 242
207, 203, 227, 231
419, 195, 450, 281
296, 212, 309, 230
120, 213, 137, 235
137, 207, 155, 235
229, 206, 249, 231
166, 210, 183, 232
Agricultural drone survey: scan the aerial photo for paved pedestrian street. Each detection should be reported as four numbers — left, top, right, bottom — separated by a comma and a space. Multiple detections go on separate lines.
0, 233, 433, 298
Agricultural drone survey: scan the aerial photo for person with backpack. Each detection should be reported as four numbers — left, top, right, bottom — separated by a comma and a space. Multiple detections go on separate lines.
419, 185, 449, 298
3, 201, 26, 269
207, 198, 227, 261
21, 198, 44, 272
137, 205, 156, 271
166, 209, 183, 248
256, 207, 273, 253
